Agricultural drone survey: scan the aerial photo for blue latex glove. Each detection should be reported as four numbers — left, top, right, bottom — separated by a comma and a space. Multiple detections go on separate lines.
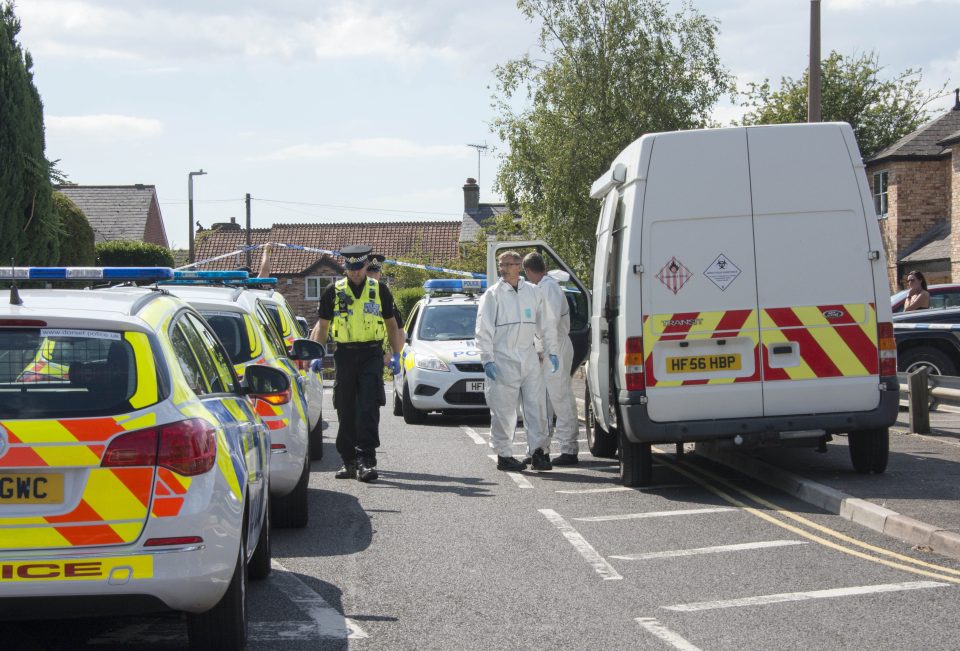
484, 362, 498, 381
549, 354, 560, 374
309, 358, 324, 373
388, 353, 401, 375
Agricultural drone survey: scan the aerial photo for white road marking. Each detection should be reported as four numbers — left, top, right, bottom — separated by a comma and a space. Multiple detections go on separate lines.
663, 580, 951, 612
574, 507, 734, 522
487, 454, 533, 488
556, 483, 691, 494
271, 560, 369, 639
612, 540, 808, 561
539, 508, 623, 581
461, 426, 486, 445
635, 617, 704, 651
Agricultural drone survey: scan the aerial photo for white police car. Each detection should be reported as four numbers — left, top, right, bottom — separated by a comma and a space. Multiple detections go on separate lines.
392, 279, 487, 423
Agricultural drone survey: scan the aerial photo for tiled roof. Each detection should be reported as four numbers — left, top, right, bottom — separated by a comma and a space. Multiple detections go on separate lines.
193, 221, 463, 274
459, 203, 511, 243
56, 185, 160, 244
868, 104, 960, 163
900, 221, 951, 263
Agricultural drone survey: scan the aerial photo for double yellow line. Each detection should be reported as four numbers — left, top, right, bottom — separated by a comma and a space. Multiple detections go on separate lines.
652, 448, 960, 584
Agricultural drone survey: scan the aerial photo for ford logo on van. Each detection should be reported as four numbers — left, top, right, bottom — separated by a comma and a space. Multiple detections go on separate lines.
822, 309, 845, 319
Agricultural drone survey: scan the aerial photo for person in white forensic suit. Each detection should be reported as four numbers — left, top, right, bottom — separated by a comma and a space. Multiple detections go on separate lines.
522, 252, 580, 465
475, 250, 559, 472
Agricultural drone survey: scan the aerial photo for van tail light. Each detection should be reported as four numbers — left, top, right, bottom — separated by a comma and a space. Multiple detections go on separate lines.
102, 418, 217, 476
877, 322, 897, 376
624, 336, 646, 391
295, 359, 308, 371
255, 389, 292, 405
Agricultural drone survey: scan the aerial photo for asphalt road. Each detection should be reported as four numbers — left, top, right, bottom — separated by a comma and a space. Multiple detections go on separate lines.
5, 384, 960, 650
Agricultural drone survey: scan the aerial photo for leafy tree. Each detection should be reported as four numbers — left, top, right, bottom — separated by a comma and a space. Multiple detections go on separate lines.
738, 51, 947, 159
392, 287, 425, 320
0, 1, 59, 265
54, 192, 95, 266
492, 0, 731, 274
96, 240, 175, 267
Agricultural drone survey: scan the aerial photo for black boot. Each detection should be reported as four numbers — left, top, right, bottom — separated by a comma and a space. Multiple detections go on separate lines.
357, 459, 378, 482
335, 462, 357, 479
497, 456, 526, 471
552, 453, 579, 466
531, 448, 552, 471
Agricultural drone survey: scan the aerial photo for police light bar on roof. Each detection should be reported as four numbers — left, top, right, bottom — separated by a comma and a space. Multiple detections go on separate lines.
0, 267, 174, 282
174, 270, 249, 281
423, 279, 487, 294
163, 277, 279, 287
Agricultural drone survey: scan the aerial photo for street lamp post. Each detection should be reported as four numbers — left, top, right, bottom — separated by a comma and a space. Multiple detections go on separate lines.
187, 169, 207, 264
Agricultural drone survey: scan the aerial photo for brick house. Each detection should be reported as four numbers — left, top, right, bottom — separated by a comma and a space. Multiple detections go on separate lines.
193, 221, 462, 323
55, 184, 169, 248
865, 90, 960, 290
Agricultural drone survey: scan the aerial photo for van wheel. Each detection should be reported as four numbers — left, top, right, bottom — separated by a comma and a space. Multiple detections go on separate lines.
619, 429, 652, 487
848, 428, 889, 474
402, 381, 427, 424
585, 385, 617, 458
272, 454, 309, 528
393, 387, 403, 416
248, 496, 271, 581
308, 418, 324, 461
898, 346, 956, 376
187, 532, 247, 650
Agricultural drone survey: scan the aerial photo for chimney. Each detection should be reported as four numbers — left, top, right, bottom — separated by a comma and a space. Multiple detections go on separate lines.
954, 88, 960, 111
463, 177, 479, 213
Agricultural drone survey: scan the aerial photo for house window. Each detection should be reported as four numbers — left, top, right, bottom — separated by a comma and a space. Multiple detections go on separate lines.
873, 170, 889, 218
305, 276, 336, 300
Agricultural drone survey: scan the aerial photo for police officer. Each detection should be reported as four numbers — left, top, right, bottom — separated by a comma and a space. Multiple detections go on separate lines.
309, 245, 405, 482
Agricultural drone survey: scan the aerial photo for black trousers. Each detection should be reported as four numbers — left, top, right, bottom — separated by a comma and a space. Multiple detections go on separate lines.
333, 346, 385, 464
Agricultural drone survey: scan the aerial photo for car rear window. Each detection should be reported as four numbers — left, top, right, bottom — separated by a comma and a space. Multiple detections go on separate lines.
0, 328, 149, 418
201, 312, 254, 364
418, 305, 478, 341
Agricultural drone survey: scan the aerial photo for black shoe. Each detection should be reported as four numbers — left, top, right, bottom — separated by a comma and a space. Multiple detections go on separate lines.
531, 448, 552, 471
552, 453, 579, 466
335, 463, 357, 479
497, 456, 526, 471
522, 456, 532, 465
357, 461, 378, 482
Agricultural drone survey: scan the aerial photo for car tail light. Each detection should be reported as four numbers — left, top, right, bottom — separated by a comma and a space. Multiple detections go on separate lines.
102, 418, 217, 476
624, 336, 645, 391
877, 322, 897, 376
255, 389, 292, 405
144, 536, 204, 547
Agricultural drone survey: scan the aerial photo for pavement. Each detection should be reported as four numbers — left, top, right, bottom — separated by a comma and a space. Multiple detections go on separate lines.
571, 370, 960, 561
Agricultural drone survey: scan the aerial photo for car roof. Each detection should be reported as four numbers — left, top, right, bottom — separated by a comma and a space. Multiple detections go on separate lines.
163, 285, 261, 312
892, 305, 960, 322
420, 294, 481, 307
1, 287, 179, 331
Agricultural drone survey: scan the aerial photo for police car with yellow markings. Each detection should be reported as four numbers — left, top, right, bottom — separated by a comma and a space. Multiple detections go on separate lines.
0, 267, 283, 649
393, 279, 487, 423
161, 272, 324, 529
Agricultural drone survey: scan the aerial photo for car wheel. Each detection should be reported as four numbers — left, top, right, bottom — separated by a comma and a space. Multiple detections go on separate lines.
308, 417, 324, 461
248, 496, 271, 581
393, 386, 403, 416
585, 384, 618, 458
898, 346, 956, 376
619, 428, 652, 487
187, 529, 247, 650
848, 428, 889, 474
272, 454, 309, 528
402, 381, 427, 424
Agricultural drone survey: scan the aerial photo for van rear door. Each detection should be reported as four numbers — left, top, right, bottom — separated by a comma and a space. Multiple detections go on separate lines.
641, 128, 764, 422
748, 124, 881, 416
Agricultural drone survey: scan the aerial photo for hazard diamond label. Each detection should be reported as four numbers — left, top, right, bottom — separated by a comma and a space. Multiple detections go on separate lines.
703, 254, 741, 291
657, 257, 692, 295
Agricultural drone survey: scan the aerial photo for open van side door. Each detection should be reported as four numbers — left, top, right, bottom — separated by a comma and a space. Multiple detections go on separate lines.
485, 240, 591, 373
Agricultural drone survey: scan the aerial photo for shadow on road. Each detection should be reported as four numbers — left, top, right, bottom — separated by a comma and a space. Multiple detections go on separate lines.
370, 470, 496, 497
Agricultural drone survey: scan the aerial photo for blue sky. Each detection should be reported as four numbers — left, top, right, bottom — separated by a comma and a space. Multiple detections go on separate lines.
15, 0, 960, 250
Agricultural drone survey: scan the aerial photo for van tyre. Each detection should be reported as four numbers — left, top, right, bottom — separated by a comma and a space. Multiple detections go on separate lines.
272, 454, 309, 528
393, 388, 403, 416
402, 381, 427, 424
585, 385, 617, 458
187, 532, 247, 650
308, 418, 324, 461
848, 427, 889, 474
248, 497, 271, 581
898, 346, 956, 376
619, 429, 652, 487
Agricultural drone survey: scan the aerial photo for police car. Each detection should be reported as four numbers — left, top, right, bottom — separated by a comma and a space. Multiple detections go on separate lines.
393, 279, 487, 423
0, 267, 281, 649
161, 273, 323, 529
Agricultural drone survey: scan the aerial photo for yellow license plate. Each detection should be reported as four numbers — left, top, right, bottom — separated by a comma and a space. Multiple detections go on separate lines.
666, 354, 742, 374
0, 473, 64, 505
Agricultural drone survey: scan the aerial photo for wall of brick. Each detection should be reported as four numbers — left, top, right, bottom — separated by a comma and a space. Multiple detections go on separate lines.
144, 198, 168, 247
950, 154, 960, 282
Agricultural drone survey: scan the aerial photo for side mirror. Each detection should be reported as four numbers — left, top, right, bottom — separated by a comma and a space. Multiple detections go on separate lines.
289, 338, 326, 360
243, 365, 290, 397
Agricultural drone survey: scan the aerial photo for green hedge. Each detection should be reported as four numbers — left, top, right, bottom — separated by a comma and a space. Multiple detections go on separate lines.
96, 240, 174, 267
393, 287, 424, 321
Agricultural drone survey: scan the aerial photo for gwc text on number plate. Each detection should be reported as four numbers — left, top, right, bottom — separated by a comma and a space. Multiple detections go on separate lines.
666, 354, 741, 374
0, 473, 65, 504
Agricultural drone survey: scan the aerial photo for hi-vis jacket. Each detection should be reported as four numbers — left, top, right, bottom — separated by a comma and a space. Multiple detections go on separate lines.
331, 277, 386, 344
475, 279, 558, 367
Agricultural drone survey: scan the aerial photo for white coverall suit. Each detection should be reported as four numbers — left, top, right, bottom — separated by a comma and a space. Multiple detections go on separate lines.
538, 273, 580, 455
475, 279, 558, 458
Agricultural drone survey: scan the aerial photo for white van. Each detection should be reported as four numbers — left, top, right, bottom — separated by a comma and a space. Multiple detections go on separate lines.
488, 123, 898, 486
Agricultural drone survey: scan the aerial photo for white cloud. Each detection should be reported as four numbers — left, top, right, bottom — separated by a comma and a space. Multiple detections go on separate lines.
255, 138, 473, 162
46, 115, 164, 139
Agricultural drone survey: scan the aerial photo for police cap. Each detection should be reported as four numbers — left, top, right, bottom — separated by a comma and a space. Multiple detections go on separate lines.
367, 254, 385, 272
340, 245, 372, 270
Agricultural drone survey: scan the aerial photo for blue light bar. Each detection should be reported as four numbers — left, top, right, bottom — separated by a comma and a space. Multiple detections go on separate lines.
162, 277, 278, 286
0, 267, 174, 281
174, 270, 249, 281
423, 279, 487, 294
